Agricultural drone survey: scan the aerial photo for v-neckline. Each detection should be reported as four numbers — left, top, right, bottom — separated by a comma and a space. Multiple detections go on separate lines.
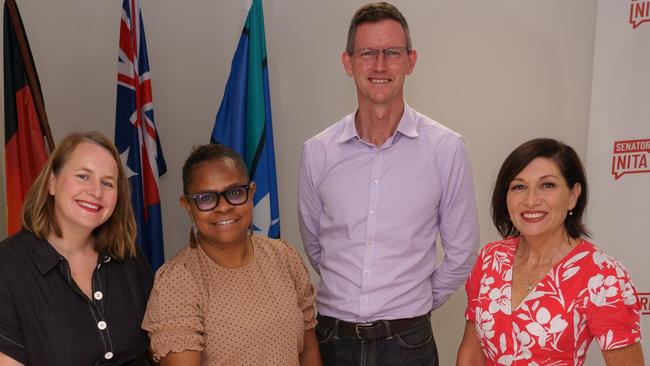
510, 238, 585, 311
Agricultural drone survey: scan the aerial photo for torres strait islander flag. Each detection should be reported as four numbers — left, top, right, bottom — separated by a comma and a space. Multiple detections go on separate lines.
212, 0, 280, 238
3, 0, 53, 235
115, 0, 166, 270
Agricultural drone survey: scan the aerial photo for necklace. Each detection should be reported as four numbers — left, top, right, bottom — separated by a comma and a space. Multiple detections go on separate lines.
517, 237, 576, 294
525, 283, 534, 293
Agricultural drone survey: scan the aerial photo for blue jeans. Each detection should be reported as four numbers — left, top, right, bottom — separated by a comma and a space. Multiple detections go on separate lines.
315, 315, 438, 366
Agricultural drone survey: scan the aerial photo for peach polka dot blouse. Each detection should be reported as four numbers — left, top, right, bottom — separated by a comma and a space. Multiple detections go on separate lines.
142, 234, 316, 365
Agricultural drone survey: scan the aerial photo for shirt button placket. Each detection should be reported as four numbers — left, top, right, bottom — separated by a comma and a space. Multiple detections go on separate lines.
92, 256, 114, 361
360, 150, 382, 316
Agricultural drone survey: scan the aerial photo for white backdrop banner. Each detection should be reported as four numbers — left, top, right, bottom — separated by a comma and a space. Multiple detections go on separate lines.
586, 0, 650, 364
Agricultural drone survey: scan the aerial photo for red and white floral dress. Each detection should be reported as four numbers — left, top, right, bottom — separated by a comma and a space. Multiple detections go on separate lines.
465, 237, 641, 366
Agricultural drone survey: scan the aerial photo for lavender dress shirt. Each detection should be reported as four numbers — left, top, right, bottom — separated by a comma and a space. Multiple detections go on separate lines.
298, 104, 479, 322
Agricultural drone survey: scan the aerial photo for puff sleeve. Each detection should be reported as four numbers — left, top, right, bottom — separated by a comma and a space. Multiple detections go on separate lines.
142, 262, 205, 362
283, 242, 317, 330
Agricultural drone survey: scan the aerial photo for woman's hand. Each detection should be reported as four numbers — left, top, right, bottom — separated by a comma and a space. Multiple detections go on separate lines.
160, 350, 201, 366
602, 342, 644, 366
456, 321, 485, 366
0, 352, 23, 366
300, 328, 322, 366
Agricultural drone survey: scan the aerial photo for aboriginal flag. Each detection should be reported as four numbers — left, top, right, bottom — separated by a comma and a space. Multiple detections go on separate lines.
3, 0, 53, 235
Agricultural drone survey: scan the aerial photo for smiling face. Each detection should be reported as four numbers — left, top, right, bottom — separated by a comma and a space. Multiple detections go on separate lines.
506, 157, 581, 242
181, 158, 255, 249
48, 142, 118, 236
342, 19, 417, 108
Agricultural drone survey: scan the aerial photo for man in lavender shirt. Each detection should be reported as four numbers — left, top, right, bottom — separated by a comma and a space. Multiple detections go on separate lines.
298, 2, 479, 365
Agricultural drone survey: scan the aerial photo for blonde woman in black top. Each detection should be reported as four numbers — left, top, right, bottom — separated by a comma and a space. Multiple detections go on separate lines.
0, 132, 153, 366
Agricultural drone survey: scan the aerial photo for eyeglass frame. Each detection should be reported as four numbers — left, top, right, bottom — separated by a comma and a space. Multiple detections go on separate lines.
349, 47, 412, 63
186, 184, 252, 211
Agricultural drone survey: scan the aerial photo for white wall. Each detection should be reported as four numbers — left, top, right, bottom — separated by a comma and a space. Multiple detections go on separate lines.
0, 1, 597, 364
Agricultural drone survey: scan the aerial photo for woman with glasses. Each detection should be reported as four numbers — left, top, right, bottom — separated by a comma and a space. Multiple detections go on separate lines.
142, 144, 321, 366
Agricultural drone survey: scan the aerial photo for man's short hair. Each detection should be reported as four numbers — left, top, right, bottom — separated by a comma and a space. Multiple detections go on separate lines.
346, 2, 412, 54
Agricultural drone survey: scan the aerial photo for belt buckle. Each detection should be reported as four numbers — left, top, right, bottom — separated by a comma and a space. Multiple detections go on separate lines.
354, 322, 375, 339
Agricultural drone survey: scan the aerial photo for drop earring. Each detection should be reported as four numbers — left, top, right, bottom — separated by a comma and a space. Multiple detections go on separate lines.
189, 222, 198, 248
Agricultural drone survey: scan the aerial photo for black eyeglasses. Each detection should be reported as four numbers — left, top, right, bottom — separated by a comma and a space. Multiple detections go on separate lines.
186, 184, 251, 211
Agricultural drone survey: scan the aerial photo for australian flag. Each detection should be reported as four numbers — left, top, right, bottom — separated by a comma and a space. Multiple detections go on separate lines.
115, 0, 166, 270
212, 0, 280, 238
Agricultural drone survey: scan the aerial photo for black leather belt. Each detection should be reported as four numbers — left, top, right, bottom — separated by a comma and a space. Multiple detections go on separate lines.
317, 314, 430, 340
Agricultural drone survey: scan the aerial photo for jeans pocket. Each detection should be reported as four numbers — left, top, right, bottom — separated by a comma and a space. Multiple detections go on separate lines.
315, 323, 335, 344
395, 319, 433, 350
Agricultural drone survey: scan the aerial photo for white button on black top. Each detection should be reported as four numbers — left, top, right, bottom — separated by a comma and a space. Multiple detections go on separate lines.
104, 352, 114, 360
4, 232, 153, 364
97, 321, 107, 330
94, 291, 103, 301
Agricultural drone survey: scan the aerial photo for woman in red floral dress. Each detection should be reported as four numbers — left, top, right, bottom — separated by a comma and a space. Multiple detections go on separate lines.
457, 138, 644, 366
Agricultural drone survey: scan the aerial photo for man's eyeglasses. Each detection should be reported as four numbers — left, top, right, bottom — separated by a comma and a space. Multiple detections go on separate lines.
186, 184, 251, 211
351, 47, 410, 63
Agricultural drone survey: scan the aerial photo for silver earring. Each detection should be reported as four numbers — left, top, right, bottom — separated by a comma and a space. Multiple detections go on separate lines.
568, 210, 573, 216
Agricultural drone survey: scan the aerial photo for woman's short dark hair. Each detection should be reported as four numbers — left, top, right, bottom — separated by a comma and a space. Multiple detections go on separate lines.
346, 2, 412, 54
491, 138, 589, 239
182, 143, 249, 195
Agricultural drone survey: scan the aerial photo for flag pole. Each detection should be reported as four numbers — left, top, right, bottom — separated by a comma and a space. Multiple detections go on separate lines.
5, 0, 54, 150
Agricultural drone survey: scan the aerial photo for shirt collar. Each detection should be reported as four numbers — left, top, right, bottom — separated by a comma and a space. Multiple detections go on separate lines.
335, 112, 360, 143
395, 103, 418, 138
335, 103, 419, 144
21, 230, 65, 275
22, 230, 112, 274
